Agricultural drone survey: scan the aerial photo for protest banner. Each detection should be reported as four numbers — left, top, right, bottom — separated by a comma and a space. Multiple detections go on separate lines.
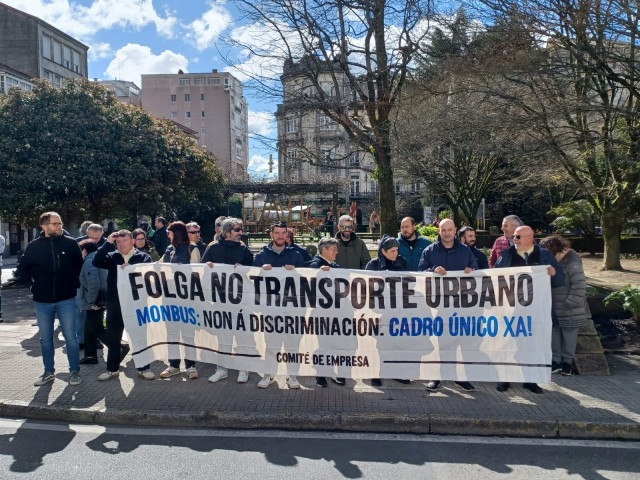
117, 264, 553, 383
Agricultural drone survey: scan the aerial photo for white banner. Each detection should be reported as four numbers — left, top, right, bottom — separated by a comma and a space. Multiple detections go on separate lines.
117, 264, 553, 383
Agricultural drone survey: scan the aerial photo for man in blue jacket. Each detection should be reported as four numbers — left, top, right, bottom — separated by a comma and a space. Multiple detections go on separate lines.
253, 221, 305, 389
418, 219, 477, 392
494, 225, 564, 394
17, 212, 84, 386
397, 217, 431, 271
458, 226, 489, 270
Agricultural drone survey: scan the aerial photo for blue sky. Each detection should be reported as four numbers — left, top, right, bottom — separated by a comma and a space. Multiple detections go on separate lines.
3, 0, 278, 178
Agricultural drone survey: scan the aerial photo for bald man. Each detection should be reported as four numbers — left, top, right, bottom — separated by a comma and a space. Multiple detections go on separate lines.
493, 225, 565, 394
418, 218, 478, 392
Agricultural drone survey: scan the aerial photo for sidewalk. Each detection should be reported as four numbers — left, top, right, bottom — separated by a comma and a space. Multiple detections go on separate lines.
1, 285, 639, 439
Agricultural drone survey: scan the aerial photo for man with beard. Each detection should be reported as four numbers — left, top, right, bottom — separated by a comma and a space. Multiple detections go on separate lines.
458, 226, 489, 270
397, 216, 431, 271
17, 212, 83, 386
253, 221, 305, 389
202, 217, 254, 384
335, 215, 370, 270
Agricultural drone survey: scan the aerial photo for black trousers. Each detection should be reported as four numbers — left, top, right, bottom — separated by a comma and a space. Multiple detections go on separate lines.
103, 302, 149, 372
83, 307, 105, 358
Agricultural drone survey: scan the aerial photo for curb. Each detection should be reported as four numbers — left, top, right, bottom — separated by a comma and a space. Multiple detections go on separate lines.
2, 400, 639, 440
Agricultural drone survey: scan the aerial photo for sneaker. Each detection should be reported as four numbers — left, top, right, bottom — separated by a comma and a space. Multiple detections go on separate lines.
236, 370, 249, 383
551, 361, 562, 374
80, 357, 98, 365
561, 362, 572, 376
187, 366, 198, 379
160, 366, 180, 378
257, 375, 275, 389
456, 381, 475, 392
208, 368, 229, 383
98, 371, 119, 381
69, 371, 82, 386
332, 377, 346, 386
371, 378, 382, 387
523, 382, 543, 394
287, 375, 300, 389
34, 371, 55, 386
137, 369, 155, 380
395, 379, 411, 384
316, 377, 328, 388
426, 380, 440, 391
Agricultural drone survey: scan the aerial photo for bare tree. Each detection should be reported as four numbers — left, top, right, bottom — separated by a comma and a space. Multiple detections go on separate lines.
227, 0, 432, 234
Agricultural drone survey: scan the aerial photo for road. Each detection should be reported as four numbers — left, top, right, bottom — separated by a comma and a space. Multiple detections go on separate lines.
0, 418, 638, 479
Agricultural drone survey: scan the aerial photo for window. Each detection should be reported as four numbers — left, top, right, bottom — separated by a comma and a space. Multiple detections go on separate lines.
53, 74, 62, 87
185, 112, 191, 118
63, 46, 71, 69
208, 77, 220, 85
53, 40, 61, 64
42, 35, 52, 59
224, 77, 230, 88
200, 93, 204, 100
179, 78, 191, 86
349, 152, 360, 167
201, 128, 205, 134
236, 143, 243, 158
350, 176, 360, 195
194, 78, 205, 85
320, 147, 337, 175
395, 183, 401, 194
287, 150, 298, 165
170, 112, 177, 119
170, 94, 176, 102
285, 117, 298, 134
201, 111, 205, 118
371, 180, 378, 193
318, 115, 335, 131
72, 50, 81, 73
184, 94, 190, 101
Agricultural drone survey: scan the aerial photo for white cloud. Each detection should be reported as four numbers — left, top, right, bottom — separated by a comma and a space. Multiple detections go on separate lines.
248, 110, 275, 138
247, 154, 277, 179
104, 44, 188, 86
87, 42, 112, 61
2, 0, 177, 39
184, 3, 232, 50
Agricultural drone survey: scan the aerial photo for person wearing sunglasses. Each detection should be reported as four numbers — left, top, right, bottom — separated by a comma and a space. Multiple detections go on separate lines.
334, 215, 370, 270
201, 218, 254, 384
494, 225, 565, 394
186, 222, 207, 260
489, 215, 523, 268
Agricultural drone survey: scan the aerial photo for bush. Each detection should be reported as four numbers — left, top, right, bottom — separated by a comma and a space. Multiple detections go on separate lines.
604, 285, 640, 320
417, 224, 439, 241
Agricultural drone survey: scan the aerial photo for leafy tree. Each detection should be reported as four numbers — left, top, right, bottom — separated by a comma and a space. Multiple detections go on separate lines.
549, 200, 599, 255
0, 80, 223, 226
227, 0, 432, 235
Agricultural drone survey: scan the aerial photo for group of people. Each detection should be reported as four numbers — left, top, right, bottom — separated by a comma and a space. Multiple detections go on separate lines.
16, 210, 589, 395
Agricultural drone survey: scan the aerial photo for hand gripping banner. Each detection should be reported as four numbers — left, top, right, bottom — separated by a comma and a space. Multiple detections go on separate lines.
118, 264, 553, 383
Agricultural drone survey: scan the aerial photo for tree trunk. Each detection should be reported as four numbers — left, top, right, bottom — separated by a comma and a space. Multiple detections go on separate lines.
377, 164, 397, 236
600, 210, 623, 270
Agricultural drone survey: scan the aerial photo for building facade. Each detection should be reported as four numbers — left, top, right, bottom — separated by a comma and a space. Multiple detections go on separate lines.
0, 2, 88, 86
141, 70, 249, 176
97, 79, 142, 107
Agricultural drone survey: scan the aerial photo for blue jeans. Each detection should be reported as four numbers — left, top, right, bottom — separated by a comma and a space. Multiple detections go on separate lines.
34, 298, 80, 373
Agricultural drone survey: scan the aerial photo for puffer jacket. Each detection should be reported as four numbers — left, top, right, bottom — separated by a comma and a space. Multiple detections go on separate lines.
551, 249, 590, 328
76, 251, 107, 310
417, 235, 477, 272
366, 235, 408, 271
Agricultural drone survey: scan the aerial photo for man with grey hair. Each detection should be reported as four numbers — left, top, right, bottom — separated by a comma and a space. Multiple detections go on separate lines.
213, 216, 227, 242
86, 224, 106, 247
201, 217, 253, 383
186, 221, 207, 260
334, 214, 370, 269
489, 214, 523, 268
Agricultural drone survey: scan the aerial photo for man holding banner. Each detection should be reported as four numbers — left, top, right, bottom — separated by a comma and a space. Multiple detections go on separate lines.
494, 225, 564, 394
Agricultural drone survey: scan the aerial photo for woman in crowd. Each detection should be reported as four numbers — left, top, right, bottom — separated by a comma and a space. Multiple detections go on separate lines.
132, 228, 160, 261
365, 235, 409, 387
539, 235, 590, 376
77, 239, 107, 365
369, 210, 380, 235
160, 221, 199, 379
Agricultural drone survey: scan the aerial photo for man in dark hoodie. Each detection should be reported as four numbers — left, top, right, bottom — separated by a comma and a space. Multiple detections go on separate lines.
17, 212, 83, 387
253, 221, 305, 389
202, 217, 254, 384
418, 219, 477, 392
335, 215, 370, 270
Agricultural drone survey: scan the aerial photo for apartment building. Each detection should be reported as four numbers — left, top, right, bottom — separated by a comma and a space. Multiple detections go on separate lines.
97, 79, 142, 107
141, 70, 249, 176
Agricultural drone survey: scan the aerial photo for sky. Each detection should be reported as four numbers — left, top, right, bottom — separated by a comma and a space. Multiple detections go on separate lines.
2, 0, 278, 178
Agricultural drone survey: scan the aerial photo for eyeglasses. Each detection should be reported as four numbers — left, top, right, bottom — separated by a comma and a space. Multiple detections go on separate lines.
47, 222, 63, 227
232, 227, 243, 232
513, 234, 530, 239
188, 230, 200, 234
340, 225, 353, 230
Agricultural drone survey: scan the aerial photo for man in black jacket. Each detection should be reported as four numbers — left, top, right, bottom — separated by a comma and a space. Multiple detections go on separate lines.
17, 212, 83, 386
202, 217, 254, 383
151, 217, 169, 258
458, 226, 489, 270
93, 229, 153, 381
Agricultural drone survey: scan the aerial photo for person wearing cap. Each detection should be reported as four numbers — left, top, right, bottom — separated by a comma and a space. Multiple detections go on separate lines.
365, 235, 411, 387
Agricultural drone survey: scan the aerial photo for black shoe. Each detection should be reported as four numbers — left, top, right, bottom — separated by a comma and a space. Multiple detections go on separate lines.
523, 382, 543, 394
455, 381, 475, 392
119, 344, 130, 363
395, 379, 411, 384
96, 342, 104, 349
371, 378, 382, 387
551, 361, 562, 374
316, 377, 328, 388
80, 357, 98, 365
561, 362, 572, 376
332, 377, 346, 386
426, 380, 440, 391
496, 382, 510, 392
